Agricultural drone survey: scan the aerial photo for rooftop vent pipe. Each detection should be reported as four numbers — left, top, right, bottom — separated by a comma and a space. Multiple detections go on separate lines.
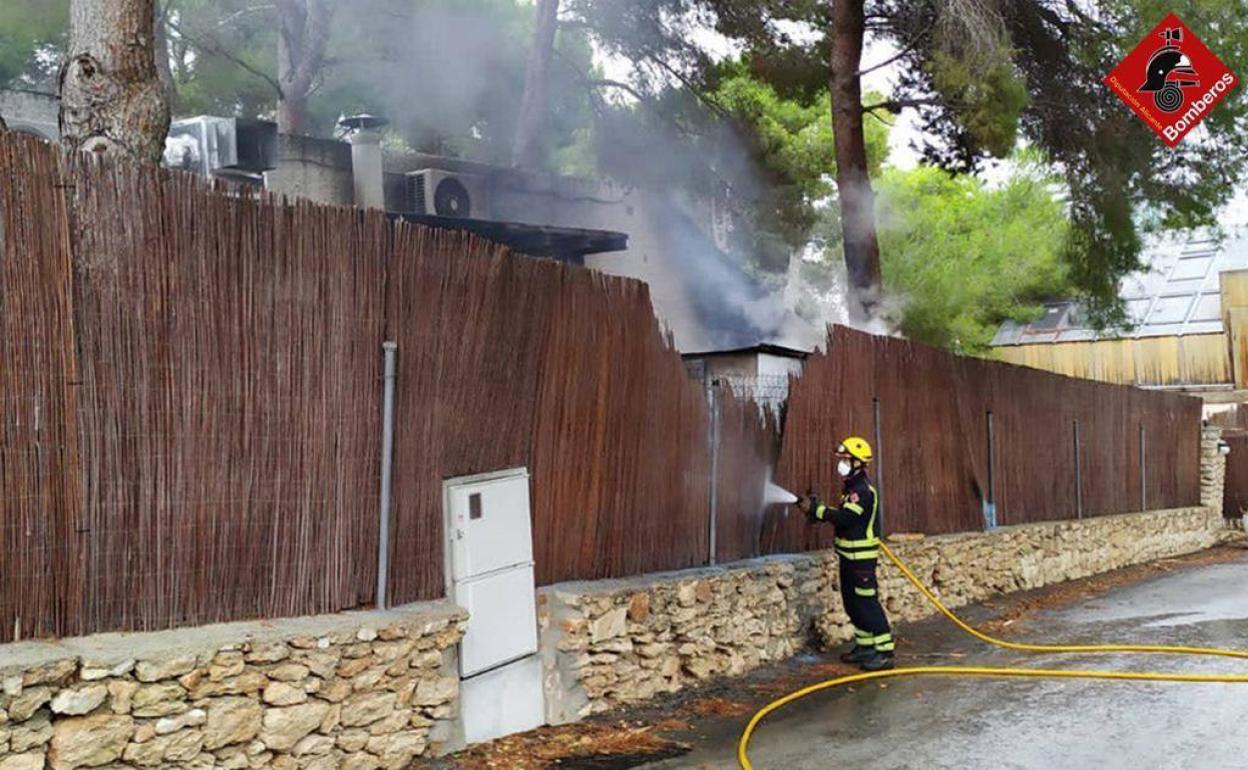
338, 113, 388, 211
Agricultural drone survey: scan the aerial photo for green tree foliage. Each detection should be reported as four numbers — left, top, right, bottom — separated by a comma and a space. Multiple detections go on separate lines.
712, 64, 839, 208
697, 0, 1247, 327
163, 0, 282, 120
711, 64, 888, 270
839, 159, 1072, 353
924, 50, 1028, 159
887, 0, 1248, 327
0, 0, 68, 89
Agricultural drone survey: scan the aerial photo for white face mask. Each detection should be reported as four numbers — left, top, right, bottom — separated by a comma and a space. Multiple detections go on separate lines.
837, 459, 853, 478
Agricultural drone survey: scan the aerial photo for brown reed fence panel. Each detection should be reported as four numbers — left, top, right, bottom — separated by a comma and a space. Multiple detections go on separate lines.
0, 130, 1209, 641
0, 135, 388, 639
773, 326, 985, 544
1223, 434, 1248, 520
384, 228, 549, 603
774, 325, 1202, 543
712, 389, 781, 563
873, 334, 987, 534
0, 135, 84, 642
530, 274, 711, 586
65, 157, 387, 635
384, 226, 712, 601
986, 362, 1081, 524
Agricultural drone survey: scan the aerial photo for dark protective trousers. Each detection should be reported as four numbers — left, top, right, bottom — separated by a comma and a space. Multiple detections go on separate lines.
839, 556, 894, 652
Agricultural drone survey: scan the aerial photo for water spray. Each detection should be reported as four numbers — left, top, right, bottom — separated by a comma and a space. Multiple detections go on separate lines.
763, 471, 799, 506
763, 480, 799, 506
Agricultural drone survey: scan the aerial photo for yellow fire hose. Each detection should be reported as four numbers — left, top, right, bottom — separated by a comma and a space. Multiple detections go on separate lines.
737, 542, 1248, 769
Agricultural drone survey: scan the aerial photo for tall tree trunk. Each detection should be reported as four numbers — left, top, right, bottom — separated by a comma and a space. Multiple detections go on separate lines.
512, 0, 560, 169
154, 1, 175, 106
829, 0, 882, 322
59, 0, 171, 162
276, 0, 331, 135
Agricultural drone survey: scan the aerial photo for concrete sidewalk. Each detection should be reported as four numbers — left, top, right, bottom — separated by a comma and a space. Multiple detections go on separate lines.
644, 552, 1248, 770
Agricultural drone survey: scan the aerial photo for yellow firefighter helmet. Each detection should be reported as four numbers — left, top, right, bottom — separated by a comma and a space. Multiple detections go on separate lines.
838, 436, 873, 463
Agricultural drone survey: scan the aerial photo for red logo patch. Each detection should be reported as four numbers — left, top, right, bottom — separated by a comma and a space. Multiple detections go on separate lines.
1104, 13, 1238, 147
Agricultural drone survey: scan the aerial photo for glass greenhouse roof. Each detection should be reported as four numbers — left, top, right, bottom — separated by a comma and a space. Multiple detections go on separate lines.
993, 229, 1248, 346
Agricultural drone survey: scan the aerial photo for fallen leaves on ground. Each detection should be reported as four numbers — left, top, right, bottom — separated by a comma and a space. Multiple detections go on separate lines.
442, 719, 689, 770
687, 697, 753, 717
749, 661, 857, 696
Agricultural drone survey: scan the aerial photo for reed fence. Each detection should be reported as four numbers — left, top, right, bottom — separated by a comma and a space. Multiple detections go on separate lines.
0, 133, 711, 640
1222, 433, 1248, 521
384, 226, 711, 600
762, 325, 1201, 553
0, 133, 1206, 642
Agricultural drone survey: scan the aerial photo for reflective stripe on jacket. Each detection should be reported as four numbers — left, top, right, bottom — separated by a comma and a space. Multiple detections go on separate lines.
812, 474, 879, 560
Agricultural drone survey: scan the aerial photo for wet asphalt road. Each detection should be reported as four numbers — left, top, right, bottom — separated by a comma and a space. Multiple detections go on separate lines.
642, 555, 1248, 770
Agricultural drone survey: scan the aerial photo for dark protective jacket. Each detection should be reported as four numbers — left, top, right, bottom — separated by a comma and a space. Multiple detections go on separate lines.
810, 471, 881, 561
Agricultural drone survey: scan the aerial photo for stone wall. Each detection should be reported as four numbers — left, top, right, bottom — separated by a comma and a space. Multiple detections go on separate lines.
537, 426, 1230, 721
539, 504, 1225, 721
0, 603, 466, 770
1201, 424, 1226, 517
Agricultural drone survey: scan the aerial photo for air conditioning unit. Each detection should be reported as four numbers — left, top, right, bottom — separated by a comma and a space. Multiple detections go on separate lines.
163, 116, 277, 178
406, 169, 491, 219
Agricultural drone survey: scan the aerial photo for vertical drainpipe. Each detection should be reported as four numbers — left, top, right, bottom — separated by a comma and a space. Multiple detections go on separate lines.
706, 380, 720, 567
1073, 418, 1083, 520
377, 341, 398, 610
1140, 423, 1147, 511
873, 398, 884, 535
985, 410, 997, 529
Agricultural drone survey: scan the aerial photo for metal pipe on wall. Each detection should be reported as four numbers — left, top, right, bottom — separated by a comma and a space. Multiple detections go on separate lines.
1073, 418, 1083, 520
985, 410, 997, 529
706, 380, 720, 566
377, 341, 398, 609
1140, 423, 1147, 511
873, 398, 884, 535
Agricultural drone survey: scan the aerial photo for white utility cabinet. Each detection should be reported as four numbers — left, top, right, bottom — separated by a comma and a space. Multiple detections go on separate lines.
443, 468, 544, 744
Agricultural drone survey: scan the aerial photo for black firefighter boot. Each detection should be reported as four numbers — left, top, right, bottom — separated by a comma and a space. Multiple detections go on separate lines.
840, 645, 874, 664
858, 649, 895, 671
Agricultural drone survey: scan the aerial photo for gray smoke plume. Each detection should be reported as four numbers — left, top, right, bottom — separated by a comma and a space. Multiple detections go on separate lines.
319, 0, 885, 348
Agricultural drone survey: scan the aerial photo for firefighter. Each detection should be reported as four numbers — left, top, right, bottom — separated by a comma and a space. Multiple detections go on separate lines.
798, 436, 894, 671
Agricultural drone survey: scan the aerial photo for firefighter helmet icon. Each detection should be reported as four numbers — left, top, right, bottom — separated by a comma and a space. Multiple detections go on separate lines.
1138, 27, 1200, 112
